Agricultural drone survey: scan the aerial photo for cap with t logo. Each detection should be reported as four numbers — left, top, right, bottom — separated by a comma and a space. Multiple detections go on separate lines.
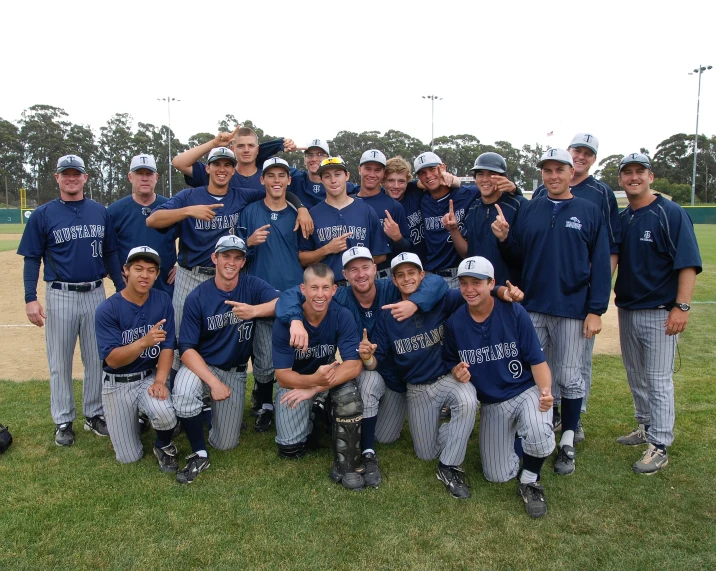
537, 148, 574, 168
126, 246, 161, 267
413, 152, 442, 174
306, 139, 330, 156
619, 152, 651, 172
569, 133, 599, 155
56, 155, 86, 174
360, 149, 387, 166
208, 147, 238, 165
262, 157, 291, 174
457, 256, 494, 280
130, 154, 158, 173
390, 252, 423, 272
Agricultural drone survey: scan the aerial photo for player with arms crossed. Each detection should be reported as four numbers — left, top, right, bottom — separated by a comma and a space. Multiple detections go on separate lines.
492, 148, 611, 476
272, 263, 365, 491
614, 153, 702, 474
173, 235, 279, 483
19, 154, 125, 446
442, 256, 555, 518
95, 247, 179, 471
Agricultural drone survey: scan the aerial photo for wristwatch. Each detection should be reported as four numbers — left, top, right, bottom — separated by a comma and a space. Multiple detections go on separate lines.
675, 302, 691, 312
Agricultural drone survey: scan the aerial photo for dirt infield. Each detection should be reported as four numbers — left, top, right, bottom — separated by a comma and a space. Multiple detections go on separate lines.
0, 249, 621, 381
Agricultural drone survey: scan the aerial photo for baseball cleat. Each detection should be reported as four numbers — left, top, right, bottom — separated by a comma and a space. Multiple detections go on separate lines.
176, 453, 210, 484
84, 415, 109, 437
254, 409, 274, 433
554, 445, 576, 475
362, 452, 382, 488
55, 422, 75, 446
138, 412, 151, 434
436, 464, 471, 499
329, 462, 365, 491
632, 444, 668, 475
517, 482, 548, 518
153, 443, 179, 473
573, 420, 585, 444
616, 424, 647, 446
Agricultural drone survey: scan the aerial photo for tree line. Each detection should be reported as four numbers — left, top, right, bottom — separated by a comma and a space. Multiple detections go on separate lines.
0, 104, 714, 207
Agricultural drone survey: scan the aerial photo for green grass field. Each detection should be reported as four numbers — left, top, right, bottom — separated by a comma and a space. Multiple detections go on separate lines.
0, 230, 714, 570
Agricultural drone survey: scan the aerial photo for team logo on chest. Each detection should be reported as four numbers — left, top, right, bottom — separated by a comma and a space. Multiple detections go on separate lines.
364, 310, 373, 318
271, 213, 278, 221
565, 216, 582, 231
640, 230, 653, 243
312, 184, 321, 194
142, 207, 152, 216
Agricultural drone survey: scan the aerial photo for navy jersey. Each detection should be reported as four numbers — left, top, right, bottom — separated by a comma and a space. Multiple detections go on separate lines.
464, 192, 526, 286
272, 302, 361, 375
238, 200, 304, 292
534, 175, 621, 253
107, 195, 177, 295
615, 194, 702, 309
355, 189, 411, 265
420, 185, 480, 271
287, 168, 358, 209
442, 300, 545, 404
373, 289, 465, 385
298, 198, 390, 276
95, 289, 176, 375
152, 185, 264, 269
178, 275, 279, 369
184, 139, 285, 191
398, 182, 427, 260
18, 198, 120, 282
500, 196, 611, 320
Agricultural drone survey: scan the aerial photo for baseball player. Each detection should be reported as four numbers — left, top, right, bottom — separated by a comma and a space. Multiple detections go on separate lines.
442, 256, 555, 518
107, 153, 178, 296
298, 157, 390, 278
443, 152, 526, 287
172, 126, 295, 191
614, 153, 702, 474
272, 263, 365, 491
275, 246, 449, 487
533, 133, 621, 437
364, 253, 479, 499
94, 246, 179, 470
287, 139, 359, 209
18, 154, 125, 446
491, 148, 611, 476
173, 235, 279, 484
238, 157, 305, 431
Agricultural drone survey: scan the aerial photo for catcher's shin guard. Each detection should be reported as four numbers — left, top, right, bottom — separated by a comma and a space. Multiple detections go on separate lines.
329, 381, 365, 490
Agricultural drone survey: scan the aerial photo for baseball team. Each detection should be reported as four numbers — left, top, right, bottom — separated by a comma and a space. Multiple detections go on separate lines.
17, 127, 702, 519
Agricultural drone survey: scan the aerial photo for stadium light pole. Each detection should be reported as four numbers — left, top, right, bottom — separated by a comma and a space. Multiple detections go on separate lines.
157, 96, 180, 197
688, 66, 712, 206
422, 95, 442, 151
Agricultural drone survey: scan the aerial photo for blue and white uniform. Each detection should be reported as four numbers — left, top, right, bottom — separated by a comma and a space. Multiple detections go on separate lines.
18, 197, 124, 426
615, 194, 702, 448
287, 168, 358, 209
398, 182, 427, 261
174, 275, 279, 450
442, 300, 555, 482
95, 289, 177, 463
107, 195, 177, 295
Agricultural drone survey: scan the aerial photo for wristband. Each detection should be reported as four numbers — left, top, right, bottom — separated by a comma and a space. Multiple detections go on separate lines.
362, 357, 375, 367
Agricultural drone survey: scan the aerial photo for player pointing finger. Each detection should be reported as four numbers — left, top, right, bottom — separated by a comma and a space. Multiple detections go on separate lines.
189, 203, 224, 221
381, 300, 419, 322
491, 203, 510, 241
247, 224, 271, 247
441, 199, 459, 231
383, 210, 403, 241
359, 328, 378, 361
224, 300, 258, 320
142, 319, 168, 347
325, 232, 354, 255
503, 280, 524, 303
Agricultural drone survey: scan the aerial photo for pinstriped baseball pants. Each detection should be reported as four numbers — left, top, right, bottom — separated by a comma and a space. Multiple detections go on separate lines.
357, 369, 407, 444
171, 266, 213, 370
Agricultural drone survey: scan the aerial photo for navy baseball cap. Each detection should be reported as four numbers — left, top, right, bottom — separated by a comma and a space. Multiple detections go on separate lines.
619, 152, 651, 173
130, 154, 158, 173
537, 148, 574, 168
126, 246, 161, 267
262, 157, 290, 174
56, 155, 86, 174
414, 152, 442, 174
569, 133, 599, 155
457, 256, 494, 280
215, 235, 247, 255
318, 156, 348, 176
360, 149, 387, 167
208, 147, 238, 165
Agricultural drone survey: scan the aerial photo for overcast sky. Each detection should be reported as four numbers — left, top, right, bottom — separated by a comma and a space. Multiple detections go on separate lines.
2, 0, 715, 166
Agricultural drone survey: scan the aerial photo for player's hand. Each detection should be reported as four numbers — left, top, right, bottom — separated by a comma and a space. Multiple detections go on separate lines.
294, 208, 314, 239
213, 125, 240, 147
440, 170, 456, 188
167, 266, 177, 285
313, 361, 340, 387
539, 387, 553, 412
665, 307, 690, 336
211, 382, 231, 401
502, 281, 524, 303
148, 381, 169, 400
189, 203, 224, 221
441, 199, 459, 232
491, 175, 516, 193
382, 300, 418, 322
452, 362, 471, 383
26, 300, 46, 327
359, 329, 377, 361
583, 313, 602, 339
280, 387, 319, 409
289, 320, 309, 352
324, 232, 353, 254
247, 224, 271, 247
225, 300, 257, 320
383, 210, 403, 241
142, 319, 167, 348
282, 138, 297, 152
491, 203, 510, 242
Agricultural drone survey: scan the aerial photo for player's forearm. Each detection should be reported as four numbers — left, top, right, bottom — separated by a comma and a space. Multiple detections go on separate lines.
146, 207, 191, 229
449, 229, 468, 258
154, 349, 174, 384
180, 349, 223, 388
676, 267, 697, 303
23, 256, 41, 303
408, 273, 449, 312
610, 254, 618, 277
103, 252, 125, 291
105, 339, 151, 369
298, 248, 327, 267
172, 140, 216, 176
334, 359, 363, 385
252, 299, 278, 319
374, 255, 386, 265
276, 368, 321, 390
531, 362, 552, 394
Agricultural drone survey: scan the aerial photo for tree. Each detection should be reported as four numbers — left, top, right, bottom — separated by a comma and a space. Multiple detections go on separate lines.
433, 134, 481, 176
651, 178, 692, 204
97, 113, 135, 204
519, 143, 546, 193
0, 118, 26, 205
65, 124, 99, 201
594, 154, 622, 192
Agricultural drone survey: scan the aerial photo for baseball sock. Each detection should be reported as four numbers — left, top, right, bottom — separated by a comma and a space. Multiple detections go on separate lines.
520, 454, 546, 484
361, 415, 377, 454
154, 428, 174, 450
180, 414, 207, 455
256, 380, 274, 411
514, 435, 524, 459
560, 397, 582, 432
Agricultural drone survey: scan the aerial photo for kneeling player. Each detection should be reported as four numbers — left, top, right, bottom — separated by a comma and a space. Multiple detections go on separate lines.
272, 264, 365, 491
95, 247, 179, 472
443, 257, 555, 518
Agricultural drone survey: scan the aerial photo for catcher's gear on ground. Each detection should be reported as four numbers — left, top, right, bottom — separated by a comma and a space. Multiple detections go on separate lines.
0, 424, 13, 454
